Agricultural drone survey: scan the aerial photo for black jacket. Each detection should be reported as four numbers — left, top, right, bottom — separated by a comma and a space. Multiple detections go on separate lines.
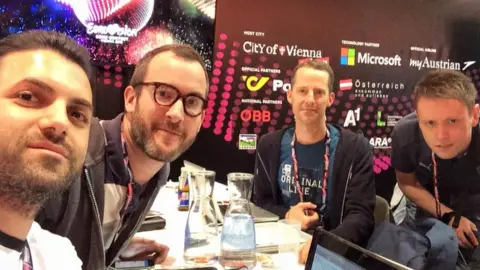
253, 125, 375, 245
36, 115, 170, 270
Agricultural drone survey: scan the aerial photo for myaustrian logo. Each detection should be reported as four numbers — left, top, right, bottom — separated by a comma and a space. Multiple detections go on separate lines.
409, 58, 476, 71
241, 75, 269, 91
243, 41, 322, 58
340, 47, 401, 67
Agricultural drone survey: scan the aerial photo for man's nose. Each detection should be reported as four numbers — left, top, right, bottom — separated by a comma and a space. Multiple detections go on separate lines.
165, 99, 185, 124
37, 101, 69, 139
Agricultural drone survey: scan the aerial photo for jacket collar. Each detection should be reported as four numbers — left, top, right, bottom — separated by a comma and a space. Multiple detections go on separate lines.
84, 117, 107, 167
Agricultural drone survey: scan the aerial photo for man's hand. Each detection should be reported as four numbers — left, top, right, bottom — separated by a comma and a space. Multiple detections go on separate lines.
120, 236, 170, 264
286, 202, 319, 230
298, 236, 312, 265
449, 216, 479, 249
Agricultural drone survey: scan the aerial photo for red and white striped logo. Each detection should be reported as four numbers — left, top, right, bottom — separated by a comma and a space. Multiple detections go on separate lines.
339, 79, 353, 91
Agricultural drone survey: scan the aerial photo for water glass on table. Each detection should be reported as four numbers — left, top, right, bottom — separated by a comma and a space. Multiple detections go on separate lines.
183, 170, 219, 266
219, 173, 257, 269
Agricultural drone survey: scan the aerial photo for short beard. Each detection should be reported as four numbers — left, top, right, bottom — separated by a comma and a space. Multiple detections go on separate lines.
0, 133, 81, 218
129, 108, 196, 162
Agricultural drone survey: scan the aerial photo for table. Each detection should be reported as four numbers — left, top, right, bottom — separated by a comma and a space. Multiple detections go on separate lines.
135, 181, 307, 269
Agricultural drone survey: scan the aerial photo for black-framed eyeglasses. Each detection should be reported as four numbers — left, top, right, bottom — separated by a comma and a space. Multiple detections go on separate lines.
133, 82, 207, 117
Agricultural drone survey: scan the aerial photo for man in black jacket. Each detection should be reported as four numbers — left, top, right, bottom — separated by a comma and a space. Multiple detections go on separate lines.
252, 60, 375, 264
36, 44, 209, 269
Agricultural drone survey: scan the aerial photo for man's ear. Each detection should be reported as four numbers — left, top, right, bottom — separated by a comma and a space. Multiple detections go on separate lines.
327, 92, 335, 107
198, 111, 205, 132
124, 86, 137, 113
287, 89, 293, 104
473, 104, 480, 127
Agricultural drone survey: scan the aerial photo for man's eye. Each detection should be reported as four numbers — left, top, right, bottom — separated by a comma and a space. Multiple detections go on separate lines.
17, 91, 38, 102
448, 119, 457, 124
71, 111, 86, 121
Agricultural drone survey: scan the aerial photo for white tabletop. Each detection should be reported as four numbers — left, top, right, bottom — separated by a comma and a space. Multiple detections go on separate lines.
135, 181, 307, 269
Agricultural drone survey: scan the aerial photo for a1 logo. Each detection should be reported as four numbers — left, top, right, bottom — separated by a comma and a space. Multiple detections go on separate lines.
343, 107, 361, 127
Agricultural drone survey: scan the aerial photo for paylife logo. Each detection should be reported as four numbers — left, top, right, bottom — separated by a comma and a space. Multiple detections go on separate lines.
340, 47, 402, 67
241, 75, 269, 91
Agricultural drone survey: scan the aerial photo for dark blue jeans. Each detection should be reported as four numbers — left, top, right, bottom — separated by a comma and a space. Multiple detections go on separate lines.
368, 218, 458, 270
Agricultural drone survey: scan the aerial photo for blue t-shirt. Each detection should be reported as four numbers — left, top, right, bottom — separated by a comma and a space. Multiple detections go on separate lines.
277, 124, 340, 213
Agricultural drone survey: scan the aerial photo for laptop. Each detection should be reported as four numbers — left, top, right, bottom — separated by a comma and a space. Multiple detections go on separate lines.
305, 227, 413, 270
183, 160, 279, 223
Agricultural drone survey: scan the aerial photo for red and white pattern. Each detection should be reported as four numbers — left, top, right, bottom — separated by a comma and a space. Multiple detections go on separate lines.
56, 0, 154, 30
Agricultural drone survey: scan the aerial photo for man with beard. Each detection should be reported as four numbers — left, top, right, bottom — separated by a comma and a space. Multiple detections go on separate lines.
0, 30, 94, 269
37, 44, 208, 269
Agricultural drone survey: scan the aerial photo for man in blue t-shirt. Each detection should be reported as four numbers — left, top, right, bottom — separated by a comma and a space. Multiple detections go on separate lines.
252, 60, 375, 264
277, 124, 340, 212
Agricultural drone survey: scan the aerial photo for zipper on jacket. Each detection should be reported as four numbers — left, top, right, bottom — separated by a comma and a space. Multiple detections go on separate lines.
85, 168, 106, 267
340, 162, 353, 224
340, 134, 361, 224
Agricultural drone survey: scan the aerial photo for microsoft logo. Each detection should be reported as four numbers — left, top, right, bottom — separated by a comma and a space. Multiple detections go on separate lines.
341, 47, 402, 67
340, 48, 355, 66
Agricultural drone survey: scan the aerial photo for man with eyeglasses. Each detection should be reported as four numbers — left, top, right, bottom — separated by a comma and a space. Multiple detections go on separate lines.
36, 44, 209, 269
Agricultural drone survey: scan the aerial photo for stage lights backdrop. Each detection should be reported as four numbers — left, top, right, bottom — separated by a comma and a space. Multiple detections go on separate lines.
0, 0, 214, 66
3, 0, 480, 200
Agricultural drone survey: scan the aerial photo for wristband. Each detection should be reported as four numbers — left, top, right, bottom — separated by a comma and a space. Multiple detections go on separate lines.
440, 211, 455, 225
452, 213, 462, 228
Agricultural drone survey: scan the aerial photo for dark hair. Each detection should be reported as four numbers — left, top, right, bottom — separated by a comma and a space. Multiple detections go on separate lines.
130, 44, 209, 94
413, 69, 477, 113
0, 30, 94, 91
291, 60, 334, 93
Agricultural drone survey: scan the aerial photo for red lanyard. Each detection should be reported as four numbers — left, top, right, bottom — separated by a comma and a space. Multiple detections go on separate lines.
431, 152, 442, 218
21, 241, 33, 270
290, 129, 330, 206
120, 131, 134, 215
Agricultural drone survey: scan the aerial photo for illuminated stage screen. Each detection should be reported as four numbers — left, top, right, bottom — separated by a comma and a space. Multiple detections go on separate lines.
0, 0, 216, 66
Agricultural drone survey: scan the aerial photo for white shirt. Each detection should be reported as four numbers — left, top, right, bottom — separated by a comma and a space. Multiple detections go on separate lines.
0, 222, 82, 270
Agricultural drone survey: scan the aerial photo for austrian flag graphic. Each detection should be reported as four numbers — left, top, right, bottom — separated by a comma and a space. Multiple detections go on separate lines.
339, 79, 353, 91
